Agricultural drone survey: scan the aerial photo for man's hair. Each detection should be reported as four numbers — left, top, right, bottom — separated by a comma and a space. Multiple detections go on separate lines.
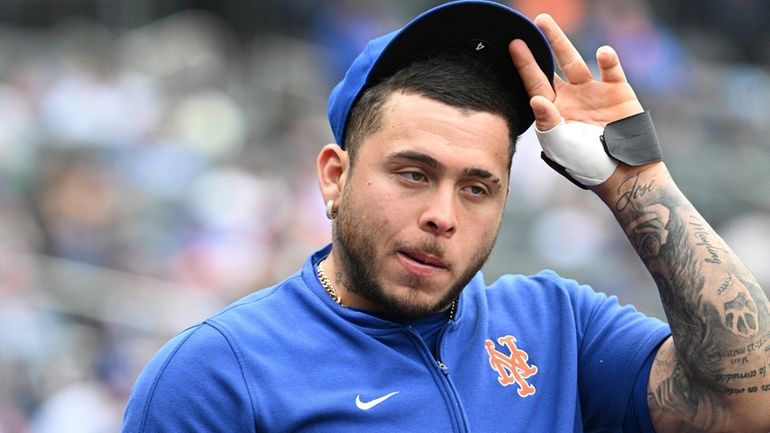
343, 50, 519, 172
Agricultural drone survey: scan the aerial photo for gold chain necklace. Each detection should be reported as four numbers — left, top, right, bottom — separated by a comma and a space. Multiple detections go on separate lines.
316, 258, 457, 320
317, 259, 344, 306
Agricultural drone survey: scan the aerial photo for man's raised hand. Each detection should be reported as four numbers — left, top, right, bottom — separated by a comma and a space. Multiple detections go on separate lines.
509, 14, 644, 132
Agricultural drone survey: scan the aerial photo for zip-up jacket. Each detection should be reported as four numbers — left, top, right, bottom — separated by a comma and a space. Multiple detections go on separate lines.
122, 244, 670, 432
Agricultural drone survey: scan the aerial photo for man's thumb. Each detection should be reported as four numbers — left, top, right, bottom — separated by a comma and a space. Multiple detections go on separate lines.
530, 95, 562, 132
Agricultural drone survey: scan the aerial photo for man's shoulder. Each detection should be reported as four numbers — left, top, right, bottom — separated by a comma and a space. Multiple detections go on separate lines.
138, 321, 240, 379
122, 272, 314, 430
122, 322, 256, 431
203, 271, 321, 334
473, 269, 619, 320
204, 255, 371, 346
481, 269, 589, 298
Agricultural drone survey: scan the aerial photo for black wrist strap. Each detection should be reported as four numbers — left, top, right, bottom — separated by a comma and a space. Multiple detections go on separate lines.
600, 111, 662, 166
540, 152, 590, 190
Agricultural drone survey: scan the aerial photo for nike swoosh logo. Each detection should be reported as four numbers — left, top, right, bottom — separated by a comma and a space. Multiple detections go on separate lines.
355, 391, 399, 410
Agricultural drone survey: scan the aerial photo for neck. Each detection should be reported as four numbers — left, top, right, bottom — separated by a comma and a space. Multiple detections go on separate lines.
321, 252, 378, 311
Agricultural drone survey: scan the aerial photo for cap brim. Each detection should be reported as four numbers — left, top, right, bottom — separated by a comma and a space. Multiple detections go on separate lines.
366, 1, 553, 136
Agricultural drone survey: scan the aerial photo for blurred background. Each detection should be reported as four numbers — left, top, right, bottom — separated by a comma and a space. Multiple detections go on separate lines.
0, 0, 768, 431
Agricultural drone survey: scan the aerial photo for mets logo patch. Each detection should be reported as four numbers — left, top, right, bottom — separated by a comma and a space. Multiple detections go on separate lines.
484, 335, 538, 397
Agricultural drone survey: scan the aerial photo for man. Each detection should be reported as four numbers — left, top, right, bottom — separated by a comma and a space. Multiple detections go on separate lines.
122, 1, 770, 432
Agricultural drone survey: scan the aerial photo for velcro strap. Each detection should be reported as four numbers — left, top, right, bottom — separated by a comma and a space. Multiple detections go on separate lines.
601, 111, 662, 166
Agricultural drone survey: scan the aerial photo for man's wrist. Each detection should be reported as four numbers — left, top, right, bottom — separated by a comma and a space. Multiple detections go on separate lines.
592, 160, 669, 209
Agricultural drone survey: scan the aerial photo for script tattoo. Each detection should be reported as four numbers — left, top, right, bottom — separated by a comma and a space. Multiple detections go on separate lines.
689, 218, 724, 264
611, 169, 769, 431
615, 173, 655, 213
716, 274, 733, 296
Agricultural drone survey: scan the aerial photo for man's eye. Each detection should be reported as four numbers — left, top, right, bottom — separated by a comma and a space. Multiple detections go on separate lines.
401, 171, 426, 182
465, 185, 488, 196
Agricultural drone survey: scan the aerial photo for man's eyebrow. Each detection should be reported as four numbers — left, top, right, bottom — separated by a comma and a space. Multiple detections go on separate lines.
462, 167, 502, 185
387, 150, 502, 186
387, 151, 443, 170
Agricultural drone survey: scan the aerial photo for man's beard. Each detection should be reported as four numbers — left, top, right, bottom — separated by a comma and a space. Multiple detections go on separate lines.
332, 189, 497, 322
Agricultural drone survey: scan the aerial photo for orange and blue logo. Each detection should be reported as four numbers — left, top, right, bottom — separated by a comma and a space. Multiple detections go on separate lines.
485, 335, 538, 397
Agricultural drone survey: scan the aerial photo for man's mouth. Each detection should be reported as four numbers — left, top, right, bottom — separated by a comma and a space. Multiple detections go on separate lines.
398, 249, 448, 270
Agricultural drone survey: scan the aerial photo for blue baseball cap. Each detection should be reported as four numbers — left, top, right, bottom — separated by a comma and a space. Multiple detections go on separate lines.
327, 0, 554, 149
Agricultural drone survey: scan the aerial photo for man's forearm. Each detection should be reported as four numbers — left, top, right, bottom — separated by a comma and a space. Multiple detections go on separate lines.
596, 162, 770, 432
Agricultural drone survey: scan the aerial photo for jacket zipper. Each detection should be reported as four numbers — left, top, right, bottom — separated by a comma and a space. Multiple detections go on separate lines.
407, 323, 470, 433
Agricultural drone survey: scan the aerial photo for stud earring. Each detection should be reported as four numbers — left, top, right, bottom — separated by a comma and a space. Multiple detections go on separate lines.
325, 200, 337, 220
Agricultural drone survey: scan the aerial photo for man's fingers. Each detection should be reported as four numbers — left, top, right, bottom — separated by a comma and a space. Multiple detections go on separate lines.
552, 74, 567, 92
510, 39, 555, 100
530, 95, 562, 131
534, 13, 592, 85
596, 45, 627, 83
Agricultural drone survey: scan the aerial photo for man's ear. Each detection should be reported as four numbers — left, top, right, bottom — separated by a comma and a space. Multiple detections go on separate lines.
316, 143, 349, 205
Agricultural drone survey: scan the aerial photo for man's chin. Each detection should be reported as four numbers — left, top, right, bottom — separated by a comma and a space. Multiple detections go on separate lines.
374, 291, 455, 321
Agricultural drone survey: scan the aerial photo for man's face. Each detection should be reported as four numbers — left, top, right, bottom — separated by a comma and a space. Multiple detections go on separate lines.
333, 91, 510, 321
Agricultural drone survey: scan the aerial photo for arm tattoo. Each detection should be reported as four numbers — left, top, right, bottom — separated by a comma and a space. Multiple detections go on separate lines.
609, 168, 770, 431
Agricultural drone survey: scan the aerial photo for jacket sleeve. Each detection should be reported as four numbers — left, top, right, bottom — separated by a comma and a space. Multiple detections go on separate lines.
558, 273, 671, 431
121, 323, 257, 433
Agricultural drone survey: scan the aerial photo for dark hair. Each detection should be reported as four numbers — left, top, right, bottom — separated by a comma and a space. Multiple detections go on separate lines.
344, 50, 519, 172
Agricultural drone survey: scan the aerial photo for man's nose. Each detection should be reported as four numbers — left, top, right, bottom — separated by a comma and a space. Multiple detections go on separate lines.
418, 186, 457, 238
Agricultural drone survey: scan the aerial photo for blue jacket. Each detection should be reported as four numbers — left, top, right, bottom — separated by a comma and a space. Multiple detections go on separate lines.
123, 245, 670, 432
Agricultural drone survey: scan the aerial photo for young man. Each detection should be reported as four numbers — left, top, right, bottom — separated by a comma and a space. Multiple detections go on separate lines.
122, 1, 770, 432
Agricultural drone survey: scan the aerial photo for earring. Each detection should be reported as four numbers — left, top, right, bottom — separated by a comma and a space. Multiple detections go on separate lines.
325, 200, 337, 220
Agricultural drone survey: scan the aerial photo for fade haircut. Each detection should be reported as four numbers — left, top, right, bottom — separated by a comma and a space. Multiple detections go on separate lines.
343, 50, 519, 172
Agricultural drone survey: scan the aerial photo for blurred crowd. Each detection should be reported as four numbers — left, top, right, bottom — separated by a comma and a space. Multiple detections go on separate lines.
0, 0, 768, 431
